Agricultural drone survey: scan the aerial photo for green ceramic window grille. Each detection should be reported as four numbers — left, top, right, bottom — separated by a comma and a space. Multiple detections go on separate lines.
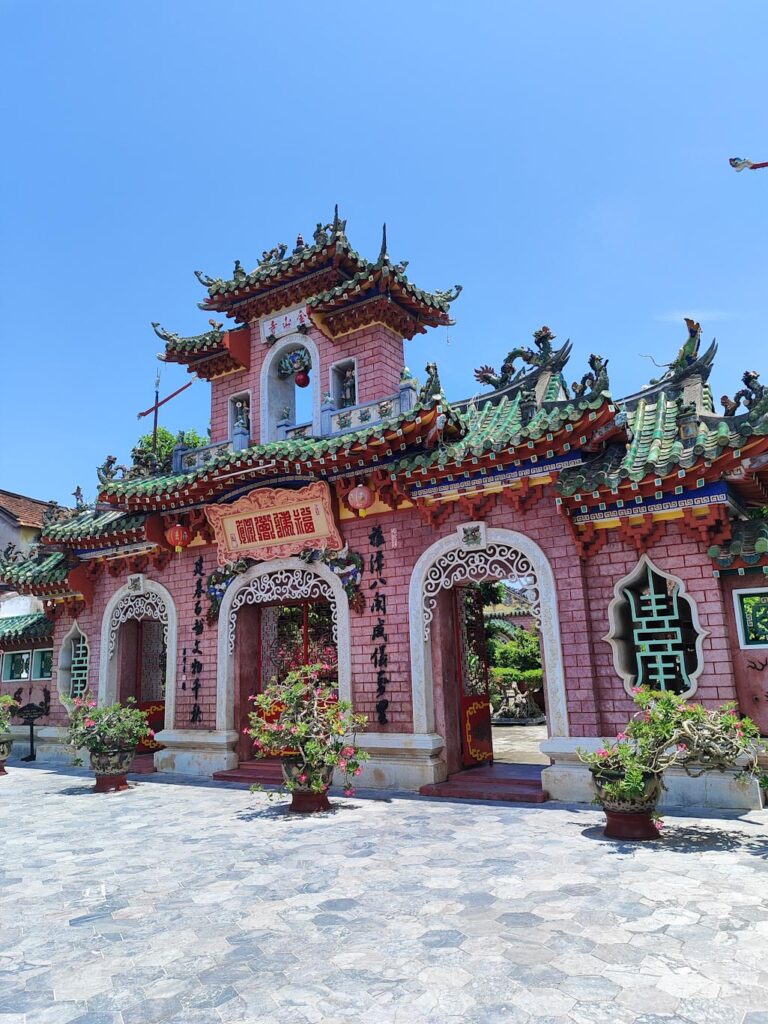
69, 635, 90, 699
624, 564, 699, 694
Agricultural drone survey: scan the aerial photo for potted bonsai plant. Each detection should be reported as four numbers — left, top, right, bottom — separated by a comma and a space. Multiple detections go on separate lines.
579, 688, 765, 841
64, 694, 152, 793
247, 663, 369, 813
0, 694, 19, 776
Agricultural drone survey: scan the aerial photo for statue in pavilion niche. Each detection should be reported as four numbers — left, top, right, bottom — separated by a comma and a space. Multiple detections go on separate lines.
571, 353, 610, 400
474, 325, 561, 390
340, 367, 356, 408
722, 370, 766, 415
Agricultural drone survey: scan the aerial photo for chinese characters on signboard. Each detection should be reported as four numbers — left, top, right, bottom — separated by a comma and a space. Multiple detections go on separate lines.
189, 554, 205, 724
205, 483, 342, 567
369, 525, 390, 725
259, 304, 311, 344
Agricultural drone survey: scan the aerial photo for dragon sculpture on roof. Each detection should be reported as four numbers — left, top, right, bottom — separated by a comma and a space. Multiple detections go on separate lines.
474, 326, 560, 390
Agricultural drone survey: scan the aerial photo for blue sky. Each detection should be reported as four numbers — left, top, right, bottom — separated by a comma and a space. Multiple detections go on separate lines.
2, 1, 767, 504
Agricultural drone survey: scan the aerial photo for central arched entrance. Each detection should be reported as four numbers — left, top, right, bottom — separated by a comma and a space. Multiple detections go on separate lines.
409, 526, 568, 788
215, 558, 351, 776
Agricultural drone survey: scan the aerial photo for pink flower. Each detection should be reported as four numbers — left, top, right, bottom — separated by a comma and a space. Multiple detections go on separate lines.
84, 718, 96, 728
73, 698, 83, 708
148, 730, 155, 738
341, 746, 355, 758
343, 786, 356, 797
338, 759, 348, 770
677, 743, 688, 751
597, 748, 610, 758
242, 728, 250, 735
87, 701, 97, 708
616, 732, 628, 741
299, 774, 308, 784
354, 768, 362, 777
631, 687, 642, 694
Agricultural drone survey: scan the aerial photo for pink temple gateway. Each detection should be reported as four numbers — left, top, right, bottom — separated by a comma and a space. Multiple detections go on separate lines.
3, 211, 768, 808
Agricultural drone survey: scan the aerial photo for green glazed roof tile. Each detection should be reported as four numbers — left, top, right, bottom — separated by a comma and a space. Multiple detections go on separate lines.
0, 550, 69, 588
43, 510, 148, 543
0, 612, 53, 645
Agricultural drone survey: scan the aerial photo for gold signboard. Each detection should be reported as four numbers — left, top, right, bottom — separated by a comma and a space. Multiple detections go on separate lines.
205, 481, 342, 567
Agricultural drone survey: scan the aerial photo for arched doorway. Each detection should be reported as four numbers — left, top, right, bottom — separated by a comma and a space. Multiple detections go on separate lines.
409, 526, 567, 786
99, 580, 177, 751
215, 559, 351, 774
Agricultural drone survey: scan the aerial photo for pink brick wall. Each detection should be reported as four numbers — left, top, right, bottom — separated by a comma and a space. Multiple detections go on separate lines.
582, 521, 737, 736
208, 322, 405, 446
11, 489, 736, 754
339, 488, 602, 737
17, 547, 221, 733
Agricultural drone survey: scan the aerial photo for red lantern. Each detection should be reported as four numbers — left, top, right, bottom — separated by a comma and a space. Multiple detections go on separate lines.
294, 370, 310, 388
165, 524, 191, 553
347, 483, 374, 517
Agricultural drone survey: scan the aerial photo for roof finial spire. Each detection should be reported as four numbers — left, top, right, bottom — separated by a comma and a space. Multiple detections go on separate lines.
379, 223, 388, 261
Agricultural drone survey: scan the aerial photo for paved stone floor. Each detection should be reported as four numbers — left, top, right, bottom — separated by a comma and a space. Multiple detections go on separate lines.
3, 764, 768, 1024
492, 724, 549, 765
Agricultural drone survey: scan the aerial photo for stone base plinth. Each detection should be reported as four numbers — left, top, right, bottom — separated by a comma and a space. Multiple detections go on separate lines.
152, 729, 239, 776
8, 726, 73, 765
355, 732, 446, 790
540, 737, 765, 811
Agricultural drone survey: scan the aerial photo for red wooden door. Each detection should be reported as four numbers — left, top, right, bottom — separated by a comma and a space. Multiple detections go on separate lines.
136, 619, 165, 753
454, 586, 493, 767
238, 600, 338, 760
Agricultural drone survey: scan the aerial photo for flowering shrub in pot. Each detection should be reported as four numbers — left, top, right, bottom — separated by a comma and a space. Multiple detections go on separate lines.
0, 694, 19, 776
247, 663, 369, 813
578, 688, 764, 841
64, 694, 152, 793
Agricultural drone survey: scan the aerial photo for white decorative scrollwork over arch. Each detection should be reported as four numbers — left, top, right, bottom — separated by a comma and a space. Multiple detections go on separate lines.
227, 568, 337, 652
422, 543, 540, 641
108, 591, 169, 659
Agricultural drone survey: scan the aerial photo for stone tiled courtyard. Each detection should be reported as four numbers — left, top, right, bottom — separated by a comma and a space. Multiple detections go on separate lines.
3, 766, 768, 1024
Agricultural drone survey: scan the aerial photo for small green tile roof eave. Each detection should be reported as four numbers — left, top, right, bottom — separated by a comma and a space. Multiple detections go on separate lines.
100, 398, 462, 501
0, 551, 69, 588
708, 519, 768, 568
0, 612, 53, 646
203, 234, 366, 299
392, 389, 606, 477
309, 257, 454, 315
558, 391, 762, 497
43, 509, 148, 543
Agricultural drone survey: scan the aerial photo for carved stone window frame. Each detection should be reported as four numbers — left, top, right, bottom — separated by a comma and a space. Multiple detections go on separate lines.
603, 553, 709, 698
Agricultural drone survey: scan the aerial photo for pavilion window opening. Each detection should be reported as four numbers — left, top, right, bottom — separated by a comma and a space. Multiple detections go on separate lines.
228, 392, 251, 444
330, 358, 357, 410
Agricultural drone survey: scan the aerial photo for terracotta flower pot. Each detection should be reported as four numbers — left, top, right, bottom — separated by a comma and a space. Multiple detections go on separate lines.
592, 770, 662, 841
282, 756, 332, 813
0, 736, 12, 776
90, 748, 134, 793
